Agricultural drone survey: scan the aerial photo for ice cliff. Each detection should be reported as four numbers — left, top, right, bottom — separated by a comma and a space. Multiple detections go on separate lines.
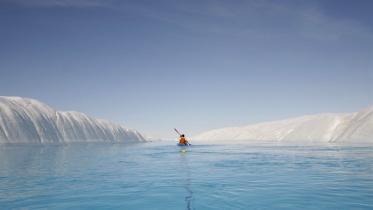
0, 97, 146, 143
194, 106, 373, 143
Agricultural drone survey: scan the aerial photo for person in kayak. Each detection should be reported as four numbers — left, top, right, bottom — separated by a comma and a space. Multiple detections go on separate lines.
179, 134, 189, 145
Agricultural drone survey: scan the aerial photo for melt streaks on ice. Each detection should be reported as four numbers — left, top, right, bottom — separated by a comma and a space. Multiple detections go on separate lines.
0, 96, 146, 143
194, 106, 373, 143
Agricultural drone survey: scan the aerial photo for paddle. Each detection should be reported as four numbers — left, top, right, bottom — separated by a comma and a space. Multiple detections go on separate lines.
174, 128, 182, 136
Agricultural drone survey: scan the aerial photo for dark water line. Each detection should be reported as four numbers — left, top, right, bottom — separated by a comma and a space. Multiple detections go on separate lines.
184, 177, 193, 210
181, 151, 194, 210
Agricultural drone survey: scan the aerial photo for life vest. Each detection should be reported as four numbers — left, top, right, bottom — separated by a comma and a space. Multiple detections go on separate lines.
179, 137, 186, 144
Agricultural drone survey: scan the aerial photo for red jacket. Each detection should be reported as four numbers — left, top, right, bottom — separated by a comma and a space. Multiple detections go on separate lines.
179, 137, 186, 144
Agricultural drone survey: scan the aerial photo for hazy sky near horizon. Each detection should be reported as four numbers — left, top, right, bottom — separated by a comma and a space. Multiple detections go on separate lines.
1, 0, 372, 139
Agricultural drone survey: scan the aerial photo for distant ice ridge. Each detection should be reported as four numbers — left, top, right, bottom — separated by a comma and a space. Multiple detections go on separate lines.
194, 106, 373, 143
0, 97, 146, 144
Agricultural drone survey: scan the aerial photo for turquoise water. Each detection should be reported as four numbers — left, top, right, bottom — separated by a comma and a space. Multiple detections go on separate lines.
1, 142, 373, 209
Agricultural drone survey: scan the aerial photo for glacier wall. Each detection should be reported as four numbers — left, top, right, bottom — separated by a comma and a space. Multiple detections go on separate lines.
0, 97, 146, 143
194, 106, 373, 143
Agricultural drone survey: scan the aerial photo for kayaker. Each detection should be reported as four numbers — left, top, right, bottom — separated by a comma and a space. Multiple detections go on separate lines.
179, 134, 189, 145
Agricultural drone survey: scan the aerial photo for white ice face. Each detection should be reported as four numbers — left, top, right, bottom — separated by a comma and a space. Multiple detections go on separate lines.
193, 106, 373, 143
0, 96, 146, 143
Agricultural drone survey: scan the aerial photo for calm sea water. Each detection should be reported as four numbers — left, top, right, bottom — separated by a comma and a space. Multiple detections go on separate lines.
1, 142, 373, 210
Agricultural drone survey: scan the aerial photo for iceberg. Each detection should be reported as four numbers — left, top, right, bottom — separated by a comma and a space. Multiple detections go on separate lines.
194, 106, 373, 143
0, 96, 146, 144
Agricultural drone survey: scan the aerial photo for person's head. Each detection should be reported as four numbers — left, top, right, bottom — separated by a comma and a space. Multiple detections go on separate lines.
180, 134, 185, 137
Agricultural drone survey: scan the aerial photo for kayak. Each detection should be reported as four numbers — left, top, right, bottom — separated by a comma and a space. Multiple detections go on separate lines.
177, 143, 191, 146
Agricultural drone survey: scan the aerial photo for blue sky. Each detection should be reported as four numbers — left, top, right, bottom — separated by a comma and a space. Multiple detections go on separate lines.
1, 0, 372, 139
